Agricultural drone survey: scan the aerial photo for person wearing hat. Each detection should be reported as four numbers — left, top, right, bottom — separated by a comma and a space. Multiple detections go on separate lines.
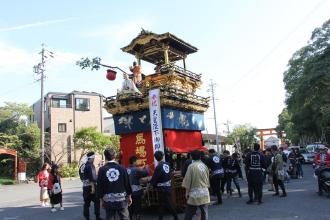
82, 151, 102, 220
97, 148, 132, 220
150, 151, 179, 220
244, 143, 266, 205
314, 145, 330, 195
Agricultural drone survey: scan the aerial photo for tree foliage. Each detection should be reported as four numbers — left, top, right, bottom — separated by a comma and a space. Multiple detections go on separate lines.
275, 108, 299, 144
0, 102, 40, 160
73, 127, 119, 162
228, 124, 257, 150
279, 19, 330, 145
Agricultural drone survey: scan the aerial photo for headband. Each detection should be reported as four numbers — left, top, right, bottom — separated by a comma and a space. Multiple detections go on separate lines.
88, 154, 95, 159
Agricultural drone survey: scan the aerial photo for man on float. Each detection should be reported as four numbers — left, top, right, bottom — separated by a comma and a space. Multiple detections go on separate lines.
150, 151, 179, 220
129, 61, 142, 85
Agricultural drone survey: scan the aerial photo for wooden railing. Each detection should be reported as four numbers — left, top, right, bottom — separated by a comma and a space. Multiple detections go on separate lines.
159, 63, 201, 81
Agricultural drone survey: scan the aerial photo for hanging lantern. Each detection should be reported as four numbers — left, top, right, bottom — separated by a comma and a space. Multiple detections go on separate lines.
106, 69, 117, 80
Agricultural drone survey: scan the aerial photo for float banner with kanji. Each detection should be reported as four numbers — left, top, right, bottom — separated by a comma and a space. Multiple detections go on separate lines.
120, 132, 154, 169
113, 110, 150, 135
149, 89, 165, 162
162, 108, 205, 131
113, 108, 205, 135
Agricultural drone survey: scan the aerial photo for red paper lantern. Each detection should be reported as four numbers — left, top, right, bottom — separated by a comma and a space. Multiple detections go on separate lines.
106, 69, 117, 80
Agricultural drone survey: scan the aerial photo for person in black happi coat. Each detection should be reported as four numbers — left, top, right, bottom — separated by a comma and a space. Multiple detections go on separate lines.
98, 148, 132, 220
150, 151, 179, 220
81, 152, 102, 220
244, 143, 266, 205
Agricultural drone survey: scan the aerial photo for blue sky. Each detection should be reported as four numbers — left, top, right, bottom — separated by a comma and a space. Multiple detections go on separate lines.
0, 0, 330, 134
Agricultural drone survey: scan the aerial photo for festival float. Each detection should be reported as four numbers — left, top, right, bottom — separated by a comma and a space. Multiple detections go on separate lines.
79, 30, 210, 210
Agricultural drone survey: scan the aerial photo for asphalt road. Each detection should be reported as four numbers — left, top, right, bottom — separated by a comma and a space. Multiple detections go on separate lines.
0, 165, 329, 220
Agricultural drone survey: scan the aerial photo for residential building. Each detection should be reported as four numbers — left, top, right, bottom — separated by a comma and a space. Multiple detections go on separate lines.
31, 91, 103, 164
103, 116, 115, 135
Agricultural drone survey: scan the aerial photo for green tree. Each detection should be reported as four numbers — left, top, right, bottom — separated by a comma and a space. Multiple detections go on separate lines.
228, 124, 257, 150
74, 127, 119, 162
0, 102, 40, 159
0, 102, 33, 135
281, 19, 330, 144
0, 133, 20, 148
275, 108, 299, 144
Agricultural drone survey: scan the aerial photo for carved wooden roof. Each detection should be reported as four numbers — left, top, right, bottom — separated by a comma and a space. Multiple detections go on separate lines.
121, 30, 198, 65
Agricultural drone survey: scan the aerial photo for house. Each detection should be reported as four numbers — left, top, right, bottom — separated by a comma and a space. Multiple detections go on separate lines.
103, 116, 115, 135
31, 91, 104, 164
264, 136, 280, 148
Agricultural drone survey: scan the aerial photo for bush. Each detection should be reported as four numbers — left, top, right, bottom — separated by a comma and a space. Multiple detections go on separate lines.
0, 177, 15, 185
60, 163, 79, 178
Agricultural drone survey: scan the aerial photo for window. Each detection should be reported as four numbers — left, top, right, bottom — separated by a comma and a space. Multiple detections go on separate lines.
75, 98, 90, 111
52, 98, 69, 108
58, 123, 67, 133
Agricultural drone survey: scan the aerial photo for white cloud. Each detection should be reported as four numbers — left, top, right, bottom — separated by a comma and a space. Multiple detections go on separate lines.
0, 41, 38, 75
0, 17, 79, 33
0, 41, 83, 78
84, 18, 153, 42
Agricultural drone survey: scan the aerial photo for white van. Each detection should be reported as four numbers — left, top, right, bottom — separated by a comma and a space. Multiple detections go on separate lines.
306, 143, 326, 153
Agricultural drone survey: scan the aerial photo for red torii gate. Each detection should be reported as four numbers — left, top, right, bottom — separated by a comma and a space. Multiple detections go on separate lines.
256, 128, 279, 150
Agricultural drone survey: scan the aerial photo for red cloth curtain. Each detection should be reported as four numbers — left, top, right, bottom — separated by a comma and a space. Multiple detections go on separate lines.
164, 130, 206, 153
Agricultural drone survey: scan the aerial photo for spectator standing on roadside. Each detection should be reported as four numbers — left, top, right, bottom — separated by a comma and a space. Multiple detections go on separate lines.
37, 163, 50, 207
271, 145, 287, 197
47, 164, 64, 212
264, 148, 274, 191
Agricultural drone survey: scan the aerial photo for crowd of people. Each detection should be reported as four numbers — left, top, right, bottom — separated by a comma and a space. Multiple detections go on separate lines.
35, 142, 330, 220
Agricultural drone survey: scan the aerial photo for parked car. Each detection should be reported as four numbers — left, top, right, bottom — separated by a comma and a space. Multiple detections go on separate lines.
285, 146, 313, 164
306, 143, 327, 154
299, 148, 314, 164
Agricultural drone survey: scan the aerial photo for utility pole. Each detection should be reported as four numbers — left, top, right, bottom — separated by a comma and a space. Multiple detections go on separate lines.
225, 120, 231, 136
208, 80, 220, 153
34, 44, 53, 165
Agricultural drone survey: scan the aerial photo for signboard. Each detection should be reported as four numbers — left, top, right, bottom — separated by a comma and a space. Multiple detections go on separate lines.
149, 89, 165, 165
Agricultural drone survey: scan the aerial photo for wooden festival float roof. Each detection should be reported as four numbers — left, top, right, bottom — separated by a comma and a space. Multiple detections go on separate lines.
105, 30, 209, 115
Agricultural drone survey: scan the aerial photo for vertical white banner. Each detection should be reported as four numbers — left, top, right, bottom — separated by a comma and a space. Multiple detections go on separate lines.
149, 89, 165, 165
